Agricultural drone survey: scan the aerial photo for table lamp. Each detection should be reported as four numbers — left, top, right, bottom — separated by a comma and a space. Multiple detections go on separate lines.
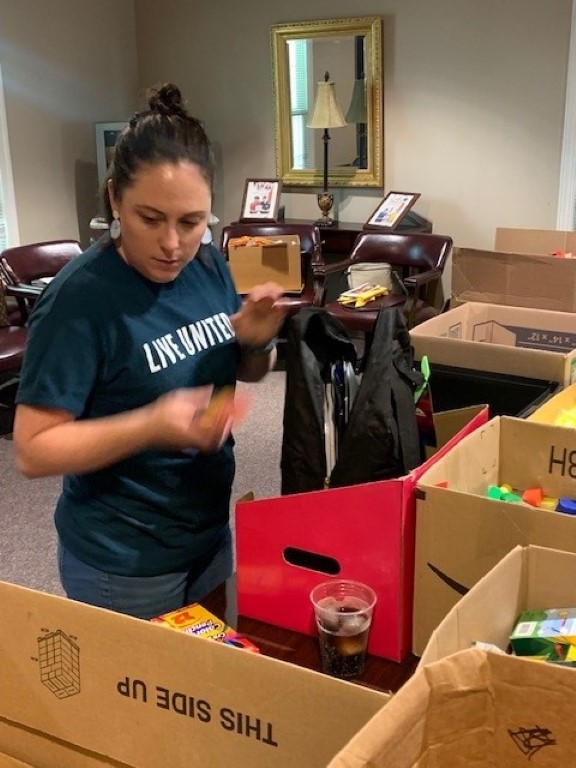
307, 71, 346, 227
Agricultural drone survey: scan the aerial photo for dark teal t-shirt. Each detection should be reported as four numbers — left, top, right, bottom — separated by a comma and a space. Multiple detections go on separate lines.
16, 240, 243, 576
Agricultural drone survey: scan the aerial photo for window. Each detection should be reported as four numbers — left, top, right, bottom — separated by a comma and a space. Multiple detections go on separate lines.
0, 63, 19, 249
557, 2, 576, 229
288, 39, 310, 170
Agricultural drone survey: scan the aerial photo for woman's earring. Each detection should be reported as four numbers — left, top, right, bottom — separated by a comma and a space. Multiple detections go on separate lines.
110, 211, 122, 240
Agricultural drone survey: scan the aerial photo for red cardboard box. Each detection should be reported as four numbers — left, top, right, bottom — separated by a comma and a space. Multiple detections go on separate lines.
235, 406, 488, 662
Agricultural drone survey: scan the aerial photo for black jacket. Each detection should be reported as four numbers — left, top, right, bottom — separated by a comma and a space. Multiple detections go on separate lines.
280, 307, 423, 494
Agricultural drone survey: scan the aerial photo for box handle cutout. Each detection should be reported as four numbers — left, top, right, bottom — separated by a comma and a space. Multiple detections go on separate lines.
283, 547, 341, 574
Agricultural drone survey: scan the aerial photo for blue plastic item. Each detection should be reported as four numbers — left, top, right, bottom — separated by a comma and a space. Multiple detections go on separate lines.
557, 498, 576, 515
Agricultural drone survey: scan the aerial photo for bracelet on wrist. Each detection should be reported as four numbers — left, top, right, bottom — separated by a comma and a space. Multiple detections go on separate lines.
242, 338, 277, 356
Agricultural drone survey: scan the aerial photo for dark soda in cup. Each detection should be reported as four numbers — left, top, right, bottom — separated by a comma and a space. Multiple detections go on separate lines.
310, 580, 377, 681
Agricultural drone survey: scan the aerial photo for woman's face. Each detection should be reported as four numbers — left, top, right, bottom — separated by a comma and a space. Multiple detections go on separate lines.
108, 161, 212, 283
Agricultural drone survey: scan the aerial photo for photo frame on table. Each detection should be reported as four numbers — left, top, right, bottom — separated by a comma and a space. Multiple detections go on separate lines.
364, 191, 421, 230
239, 179, 283, 222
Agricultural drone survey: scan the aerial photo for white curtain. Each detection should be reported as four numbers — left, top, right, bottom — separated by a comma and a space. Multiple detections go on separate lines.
0, 63, 18, 249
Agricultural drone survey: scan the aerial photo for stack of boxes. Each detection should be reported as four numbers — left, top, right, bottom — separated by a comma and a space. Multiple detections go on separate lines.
235, 227, 576, 763
5, 228, 576, 766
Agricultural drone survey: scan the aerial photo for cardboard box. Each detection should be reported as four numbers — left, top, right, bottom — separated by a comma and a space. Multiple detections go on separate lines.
528, 381, 576, 425
495, 226, 576, 256
236, 406, 488, 663
228, 235, 302, 293
451, 246, 576, 312
327, 647, 576, 767
413, 416, 576, 656
419, 545, 576, 666
0, 580, 388, 767
151, 602, 260, 652
410, 301, 576, 385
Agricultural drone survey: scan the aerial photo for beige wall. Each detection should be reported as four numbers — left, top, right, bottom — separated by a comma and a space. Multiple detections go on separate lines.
134, 0, 572, 251
0, 0, 138, 246
0, 1, 571, 253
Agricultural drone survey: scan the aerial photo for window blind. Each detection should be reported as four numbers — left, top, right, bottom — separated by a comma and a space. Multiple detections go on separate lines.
288, 39, 309, 169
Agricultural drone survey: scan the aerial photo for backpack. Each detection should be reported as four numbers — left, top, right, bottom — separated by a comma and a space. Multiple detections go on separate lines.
280, 306, 424, 494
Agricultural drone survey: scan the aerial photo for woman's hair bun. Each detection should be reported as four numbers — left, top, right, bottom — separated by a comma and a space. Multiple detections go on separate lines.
147, 83, 187, 118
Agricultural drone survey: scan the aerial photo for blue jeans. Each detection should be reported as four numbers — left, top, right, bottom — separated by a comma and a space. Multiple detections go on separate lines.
57, 526, 233, 620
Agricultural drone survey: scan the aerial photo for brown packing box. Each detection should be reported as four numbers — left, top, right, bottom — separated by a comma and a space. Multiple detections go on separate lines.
410, 300, 576, 385
412, 416, 576, 656
0, 581, 387, 768
495, 226, 576, 256
327, 648, 576, 767
419, 544, 576, 666
450, 227, 576, 312
228, 234, 302, 293
451, 246, 576, 312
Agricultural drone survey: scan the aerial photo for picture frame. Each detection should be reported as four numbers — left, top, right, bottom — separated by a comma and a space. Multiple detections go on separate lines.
364, 191, 421, 230
239, 179, 283, 222
95, 122, 128, 189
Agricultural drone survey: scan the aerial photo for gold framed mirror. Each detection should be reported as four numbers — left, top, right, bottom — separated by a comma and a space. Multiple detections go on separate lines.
271, 17, 383, 188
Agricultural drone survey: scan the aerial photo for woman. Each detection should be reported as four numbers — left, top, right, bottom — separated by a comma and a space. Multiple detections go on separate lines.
13, 83, 286, 619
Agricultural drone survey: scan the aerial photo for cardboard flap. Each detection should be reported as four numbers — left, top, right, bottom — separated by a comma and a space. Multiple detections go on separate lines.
495, 227, 576, 255
417, 405, 489, 473
421, 650, 576, 764
451, 246, 576, 312
327, 659, 429, 767
417, 416, 501, 492
431, 405, 488, 451
0, 581, 387, 768
329, 649, 576, 766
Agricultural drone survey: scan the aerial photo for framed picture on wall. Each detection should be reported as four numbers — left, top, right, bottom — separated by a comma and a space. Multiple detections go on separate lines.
239, 179, 283, 222
364, 191, 421, 230
95, 122, 128, 188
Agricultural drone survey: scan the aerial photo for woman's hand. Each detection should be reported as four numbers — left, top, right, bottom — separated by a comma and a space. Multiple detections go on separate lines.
146, 387, 250, 452
230, 282, 288, 348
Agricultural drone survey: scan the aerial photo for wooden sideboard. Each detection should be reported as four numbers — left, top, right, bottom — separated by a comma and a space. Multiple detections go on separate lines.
283, 211, 433, 259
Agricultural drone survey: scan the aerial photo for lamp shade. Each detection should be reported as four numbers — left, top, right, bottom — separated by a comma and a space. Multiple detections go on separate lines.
346, 79, 367, 124
307, 78, 346, 130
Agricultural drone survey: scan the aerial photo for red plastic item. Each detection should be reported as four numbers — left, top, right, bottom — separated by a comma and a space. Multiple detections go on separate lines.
522, 486, 543, 507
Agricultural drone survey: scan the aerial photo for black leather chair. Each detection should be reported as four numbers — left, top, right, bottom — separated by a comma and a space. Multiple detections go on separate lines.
0, 240, 82, 426
0, 285, 27, 425
317, 231, 453, 331
1, 239, 82, 323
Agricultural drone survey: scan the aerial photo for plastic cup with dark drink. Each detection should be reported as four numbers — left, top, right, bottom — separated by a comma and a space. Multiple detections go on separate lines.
310, 579, 377, 681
